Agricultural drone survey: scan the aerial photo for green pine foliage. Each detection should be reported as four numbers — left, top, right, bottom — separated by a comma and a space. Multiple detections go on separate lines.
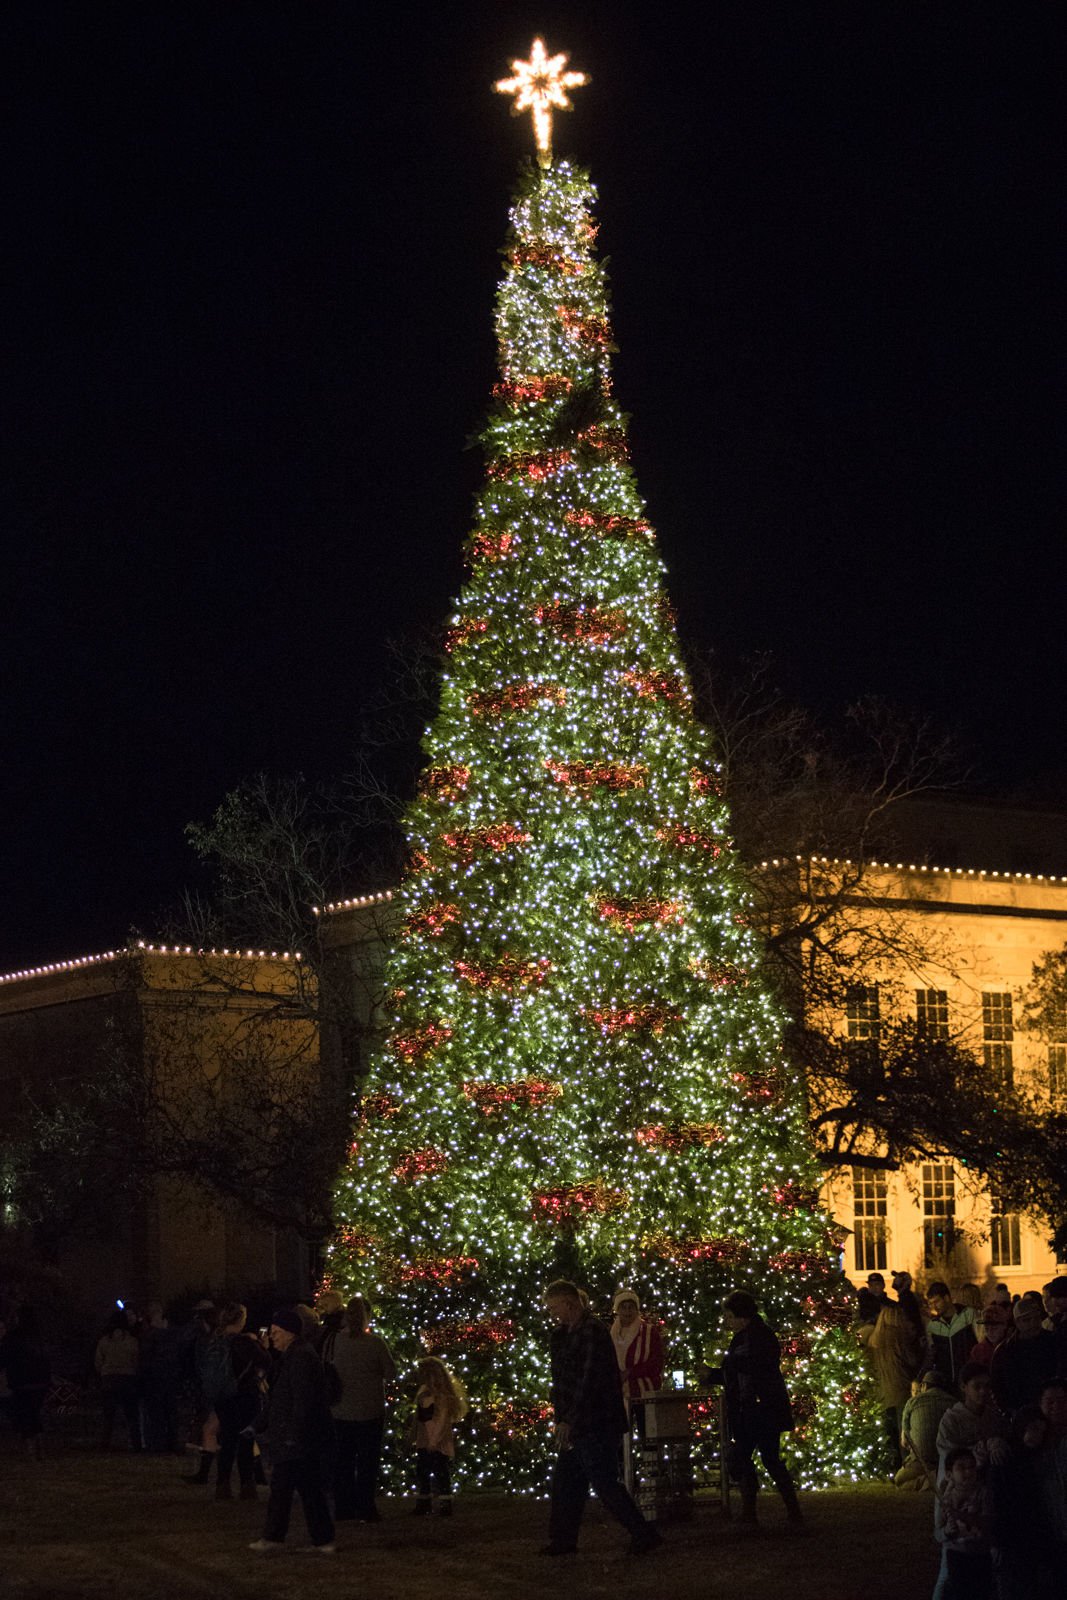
326, 160, 878, 1489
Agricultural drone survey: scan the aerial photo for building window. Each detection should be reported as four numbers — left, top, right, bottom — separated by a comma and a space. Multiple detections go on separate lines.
982, 992, 1014, 1091
922, 1163, 957, 1266
846, 984, 881, 1078
990, 1194, 1022, 1268
852, 1167, 889, 1272
847, 985, 880, 1041
916, 989, 950, 1040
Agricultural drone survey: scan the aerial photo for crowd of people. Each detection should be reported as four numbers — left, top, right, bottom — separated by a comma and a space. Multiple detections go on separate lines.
856, 1270, 1067, 1597
2, 1268, 1065, 1584
0, 1278, 808, 1561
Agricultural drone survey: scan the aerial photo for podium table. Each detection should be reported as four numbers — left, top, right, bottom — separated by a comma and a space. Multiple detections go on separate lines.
626, 1389, 730, 1522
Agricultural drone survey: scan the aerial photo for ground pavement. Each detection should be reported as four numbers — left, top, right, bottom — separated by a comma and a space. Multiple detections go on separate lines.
0, 1446, 938, 1600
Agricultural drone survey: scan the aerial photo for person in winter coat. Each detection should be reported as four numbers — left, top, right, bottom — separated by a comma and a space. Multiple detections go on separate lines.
939, 1446, 994, 1598
935, 1364, 1008, 1479
931, 1363, 1009, 1600
543, 1279, 660, 1557
138, 1301, 181, 1453
0, 1306, 51, 1457
869, 1301, 927, 1472
213, 1303, 270, 1502
182, 1300, 221, 1484
989, 1404, 1057, 1600
1041, 1277, 1067, 1376
897, 1372, 955, 1489
926, 1283, 978, 1387
95, 1311, 142, 1451
990, 1297, 1059, 1417
610, 1289, 665, 1406
720, 1289, 802, 1528
325, 1296, 396, 1523
249, 1311, 335, 1556
969, 1305, 1010, 1370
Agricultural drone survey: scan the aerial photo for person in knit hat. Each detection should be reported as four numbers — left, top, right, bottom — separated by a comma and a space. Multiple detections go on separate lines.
249, 1311, 335, 1556
610, 1290, 665, 1406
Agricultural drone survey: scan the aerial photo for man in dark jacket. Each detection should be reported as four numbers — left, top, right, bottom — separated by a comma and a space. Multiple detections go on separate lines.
721, 1289, 803, 1527
543, 1280, 660, 1558
250, 1311, 335, 1555
926, 1282, 977, 1386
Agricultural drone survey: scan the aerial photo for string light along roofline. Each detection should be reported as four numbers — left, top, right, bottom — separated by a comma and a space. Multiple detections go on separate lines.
2, 858, 1062, 987
312, 890, 395, 917
318, 863, 1067, 918
755, 855, 1067, 884
494, 37, 589, 167
0, 941, 302, 988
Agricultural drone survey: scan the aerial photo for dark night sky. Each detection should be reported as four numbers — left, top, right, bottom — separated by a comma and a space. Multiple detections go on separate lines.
3, 3, 1062, 970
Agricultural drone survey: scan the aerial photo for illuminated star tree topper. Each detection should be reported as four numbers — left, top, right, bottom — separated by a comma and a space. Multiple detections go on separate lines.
494, 37, 589, 167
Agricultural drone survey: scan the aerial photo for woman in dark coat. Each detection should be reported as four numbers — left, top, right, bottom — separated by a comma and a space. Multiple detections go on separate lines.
721, 1290, 803, 1527
0, 1306, 51, 1458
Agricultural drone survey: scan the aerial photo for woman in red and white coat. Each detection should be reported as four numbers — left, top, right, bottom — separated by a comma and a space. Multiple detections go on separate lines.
610, 1289, 665, 1403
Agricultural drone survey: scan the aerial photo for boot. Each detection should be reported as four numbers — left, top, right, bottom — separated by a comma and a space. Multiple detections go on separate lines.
777, 1480, 804, 1529
183, 1449, 216, 1485
737, 1484, 759, 1526
240, 1482, 258, 1501
215, 1481, 233, 1501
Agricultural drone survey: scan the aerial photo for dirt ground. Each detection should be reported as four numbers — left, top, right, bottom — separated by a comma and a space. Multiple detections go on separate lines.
0, 1443, 939, 1600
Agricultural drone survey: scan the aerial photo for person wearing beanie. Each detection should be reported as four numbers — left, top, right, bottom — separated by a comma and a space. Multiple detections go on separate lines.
249, 1313, 335, 1556
720, 1290, 803, 1529
610, 1290, 665, 1405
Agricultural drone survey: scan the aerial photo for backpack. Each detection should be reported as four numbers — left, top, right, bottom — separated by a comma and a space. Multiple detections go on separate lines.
196, 1332, 237, 1406
321, 1333, 344, 1408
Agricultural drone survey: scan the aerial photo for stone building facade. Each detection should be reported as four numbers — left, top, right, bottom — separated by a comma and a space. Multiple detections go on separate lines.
0, 944, 317, 1315
814, 860, 1066, 1294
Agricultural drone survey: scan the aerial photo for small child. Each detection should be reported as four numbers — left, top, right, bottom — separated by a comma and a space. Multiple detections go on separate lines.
940, 1447, 993, 1600
412, 1355, 468, 1517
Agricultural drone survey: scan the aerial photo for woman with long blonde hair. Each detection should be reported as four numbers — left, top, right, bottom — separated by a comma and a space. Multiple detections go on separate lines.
411, 1355, 468, 1517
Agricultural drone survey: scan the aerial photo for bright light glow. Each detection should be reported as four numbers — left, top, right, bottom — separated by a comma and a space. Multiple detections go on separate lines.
324, 159, 884, 1491
494, 38, 589, 165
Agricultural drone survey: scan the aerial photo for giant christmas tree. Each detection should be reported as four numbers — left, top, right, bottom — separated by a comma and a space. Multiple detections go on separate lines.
325, 42, 875, 1489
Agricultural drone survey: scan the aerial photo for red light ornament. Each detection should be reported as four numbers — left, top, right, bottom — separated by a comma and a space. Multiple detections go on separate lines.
453, 954, 553, 991
468, 682, 567, 715
545, 759, 646, 790
462, 1077, 562, 1113
596, 895, 682, 930
531, 1181, 628, 1222
392, 1148, 449, 1184
440, 823, 531, 863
